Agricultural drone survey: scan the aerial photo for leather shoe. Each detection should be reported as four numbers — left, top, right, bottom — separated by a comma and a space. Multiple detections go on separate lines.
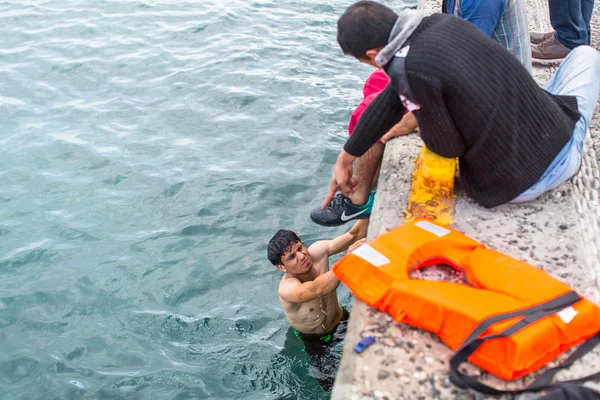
529, 31, 554, 44
532, 35, 571, 62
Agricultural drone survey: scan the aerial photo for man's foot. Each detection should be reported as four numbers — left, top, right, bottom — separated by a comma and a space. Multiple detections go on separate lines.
529, 31, 554, 45
532, 35, 572, 62
310, 190, 375, 227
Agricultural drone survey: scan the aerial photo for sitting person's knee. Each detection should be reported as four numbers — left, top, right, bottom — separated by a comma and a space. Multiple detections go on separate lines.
572, 45, 600, 61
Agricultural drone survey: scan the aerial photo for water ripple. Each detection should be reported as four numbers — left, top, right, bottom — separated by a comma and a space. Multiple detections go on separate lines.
0, 0, 374, 398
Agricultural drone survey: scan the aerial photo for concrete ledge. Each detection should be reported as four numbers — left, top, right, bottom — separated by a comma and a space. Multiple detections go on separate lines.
332, 0, 600, 398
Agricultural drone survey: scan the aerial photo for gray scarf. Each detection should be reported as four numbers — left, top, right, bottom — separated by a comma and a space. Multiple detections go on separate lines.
375, 9, 426, 67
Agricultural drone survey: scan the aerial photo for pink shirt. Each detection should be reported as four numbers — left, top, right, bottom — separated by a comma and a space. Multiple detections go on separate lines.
348, 69, 390, 136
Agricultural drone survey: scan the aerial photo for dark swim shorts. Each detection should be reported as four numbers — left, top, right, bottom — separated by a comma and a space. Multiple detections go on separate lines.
292, 307, 350, 392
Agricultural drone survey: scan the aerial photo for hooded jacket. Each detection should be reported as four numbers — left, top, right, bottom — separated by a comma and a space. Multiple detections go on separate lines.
344, 13, 580, 208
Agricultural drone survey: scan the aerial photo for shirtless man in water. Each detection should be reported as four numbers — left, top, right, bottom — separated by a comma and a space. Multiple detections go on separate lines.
267, 219, 367, 390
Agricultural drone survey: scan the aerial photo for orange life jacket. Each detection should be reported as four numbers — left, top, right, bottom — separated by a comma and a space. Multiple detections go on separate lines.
333, 219, 600, 384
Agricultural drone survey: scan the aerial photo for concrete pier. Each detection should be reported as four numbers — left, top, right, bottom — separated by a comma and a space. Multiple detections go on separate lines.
331, 1, 600, 399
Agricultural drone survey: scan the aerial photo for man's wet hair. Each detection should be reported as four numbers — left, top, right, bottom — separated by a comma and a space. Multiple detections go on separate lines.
268, 229, 301, 266
337, 1, 398, 59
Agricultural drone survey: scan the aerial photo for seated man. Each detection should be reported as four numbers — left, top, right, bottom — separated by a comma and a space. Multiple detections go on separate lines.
312, 0, 533, 226
322, 2, 599, 210
267, 219, 367, 390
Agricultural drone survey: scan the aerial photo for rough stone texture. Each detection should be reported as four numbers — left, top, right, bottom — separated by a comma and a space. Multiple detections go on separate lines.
331, 1, 600, 399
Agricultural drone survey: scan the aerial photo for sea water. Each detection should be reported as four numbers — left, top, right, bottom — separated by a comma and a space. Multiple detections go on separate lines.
0, 0, 406, 398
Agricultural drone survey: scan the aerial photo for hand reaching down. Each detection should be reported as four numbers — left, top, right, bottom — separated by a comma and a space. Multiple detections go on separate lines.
321, 150, 358, 209
380, 111, 418, 144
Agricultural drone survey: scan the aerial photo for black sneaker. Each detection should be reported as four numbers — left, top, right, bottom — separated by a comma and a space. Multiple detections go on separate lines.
310, 190, 375, 227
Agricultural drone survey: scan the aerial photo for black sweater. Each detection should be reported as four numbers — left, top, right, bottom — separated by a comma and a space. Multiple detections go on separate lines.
345, 14, 580, 208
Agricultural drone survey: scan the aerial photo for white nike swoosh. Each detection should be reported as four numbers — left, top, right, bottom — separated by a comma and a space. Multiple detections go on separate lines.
340, 208, 368, 222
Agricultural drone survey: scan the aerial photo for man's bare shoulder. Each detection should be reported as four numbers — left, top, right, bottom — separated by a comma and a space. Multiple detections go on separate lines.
307, 240, 329, 261
279, 273, 300, 285
278, 274, 302, 304
278, 273, 299, 292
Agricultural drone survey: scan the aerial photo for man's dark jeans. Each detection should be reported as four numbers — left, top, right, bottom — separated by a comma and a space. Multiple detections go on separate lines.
550, 0, 594, 48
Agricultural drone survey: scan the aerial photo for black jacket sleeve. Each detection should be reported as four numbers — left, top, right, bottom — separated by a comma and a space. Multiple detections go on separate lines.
343, 83, 406, 157
411, 76, 466, 158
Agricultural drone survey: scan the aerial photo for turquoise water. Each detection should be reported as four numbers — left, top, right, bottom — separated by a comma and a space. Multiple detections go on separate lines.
0, 0, 382, 398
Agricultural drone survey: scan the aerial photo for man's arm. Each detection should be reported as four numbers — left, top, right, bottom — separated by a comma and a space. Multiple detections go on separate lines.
344, 83, 406, 157
381, 111, 418, 144
411, 75, 466, 158
308, 219, 368, 259
278, 271, 340, 303
325, 219, 368, 256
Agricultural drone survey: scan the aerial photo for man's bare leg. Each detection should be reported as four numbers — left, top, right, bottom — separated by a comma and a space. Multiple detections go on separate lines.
350, 113, 416, 205
349, 142, 384, 205
311, 113, 417, 226
310, 143, 384, 226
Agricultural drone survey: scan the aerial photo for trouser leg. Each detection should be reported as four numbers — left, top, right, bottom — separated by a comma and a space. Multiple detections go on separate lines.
511, 46, 600, 203
549, 0, 590, 48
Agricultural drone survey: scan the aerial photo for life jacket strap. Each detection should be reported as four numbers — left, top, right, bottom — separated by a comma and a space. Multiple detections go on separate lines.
449, 291, 600, 396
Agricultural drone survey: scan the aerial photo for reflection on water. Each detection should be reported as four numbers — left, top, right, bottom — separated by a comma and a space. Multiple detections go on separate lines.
0, 0, 377, 398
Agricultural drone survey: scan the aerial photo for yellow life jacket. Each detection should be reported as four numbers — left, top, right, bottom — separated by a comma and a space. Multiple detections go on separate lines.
333, 219, 600, 387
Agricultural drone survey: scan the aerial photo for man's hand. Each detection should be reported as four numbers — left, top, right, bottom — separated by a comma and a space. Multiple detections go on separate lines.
322, 218, 369, 257
348, 238, 366, 253
380, 112, 418, 144
349, 218, 369, 241
321, 150, 357, 209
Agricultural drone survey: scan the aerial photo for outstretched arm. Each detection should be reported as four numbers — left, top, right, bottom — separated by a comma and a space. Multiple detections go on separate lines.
306, 220, 369, 263
326, 219, 369, 256
278, 271, 340, 303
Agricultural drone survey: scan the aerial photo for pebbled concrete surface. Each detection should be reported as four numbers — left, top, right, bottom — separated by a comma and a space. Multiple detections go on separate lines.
331, 0, 600, 399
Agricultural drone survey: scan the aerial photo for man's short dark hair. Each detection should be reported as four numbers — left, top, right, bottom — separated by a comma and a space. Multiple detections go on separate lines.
337, 1, 398, 59
268, 230, 301, 266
